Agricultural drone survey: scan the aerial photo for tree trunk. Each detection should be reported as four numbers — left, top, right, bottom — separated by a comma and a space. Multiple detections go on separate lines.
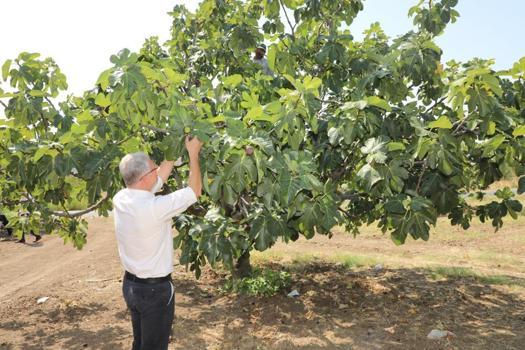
234, 250, 252, 278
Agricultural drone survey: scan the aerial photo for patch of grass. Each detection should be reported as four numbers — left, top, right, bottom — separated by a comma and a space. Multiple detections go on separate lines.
332, 254, 379, 269
284, 253, 322, 273
219, 268, 291, 297
250, 251, 285, 264
427, 266, 525, 287
473, 251, 525, 268
291, 253, 320, 265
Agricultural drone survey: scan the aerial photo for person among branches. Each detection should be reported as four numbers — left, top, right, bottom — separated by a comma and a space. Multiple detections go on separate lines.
16, 210, 42, 244
252, 43, 274, 76
0, 211, 42, 243
113, 135, 203, 350
0, 213, 13, 236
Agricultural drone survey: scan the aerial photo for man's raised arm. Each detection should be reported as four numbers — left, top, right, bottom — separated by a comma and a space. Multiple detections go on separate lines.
185, 136, 203, 198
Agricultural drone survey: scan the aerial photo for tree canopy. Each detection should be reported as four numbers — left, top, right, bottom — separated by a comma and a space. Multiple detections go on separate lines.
1, 0, 524, 278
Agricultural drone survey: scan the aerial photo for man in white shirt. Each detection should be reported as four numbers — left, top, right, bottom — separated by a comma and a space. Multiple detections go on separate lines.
113, 135, 203, 350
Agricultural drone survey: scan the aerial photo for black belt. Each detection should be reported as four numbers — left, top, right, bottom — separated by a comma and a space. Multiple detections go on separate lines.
124, 271, 171, 284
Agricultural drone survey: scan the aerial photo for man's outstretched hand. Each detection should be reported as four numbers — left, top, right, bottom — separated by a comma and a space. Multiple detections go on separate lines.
185, 135, 203, 158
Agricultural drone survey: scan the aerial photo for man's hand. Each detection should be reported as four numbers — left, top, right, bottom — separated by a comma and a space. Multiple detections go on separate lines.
185, 135, 203, 198
185, 135, 203, 158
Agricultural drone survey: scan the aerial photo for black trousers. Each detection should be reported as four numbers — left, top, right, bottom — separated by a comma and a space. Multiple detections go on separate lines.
0, 214, 13, 235
122, 276, 175, 350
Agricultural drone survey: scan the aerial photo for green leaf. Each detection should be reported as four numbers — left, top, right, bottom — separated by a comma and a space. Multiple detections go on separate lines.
361, 137, 388, 164
512, 125, 525, 137
357, 164, 383, 190
342, 100, 368, 110
279, 170, 306, 205
365, 96, 391, 111
34, 146, 58, 161
303, 76, 322, 91
95, 93, 111, 108
28, 90, 46, 97
164, 68, 187, 85
391, 231, 407, 246
97, 69, 113, 90
327, 127, 340, 145
222, 74, 243, 88
438, 150, 454, 176
267, 45, 276, 72
428, 116, 453, 129
2, 59, 11, 81
342, 96, 391, 111
250, 216, 276, 251
54, 154, 73, 177
139, 63, 161, 81
518, 176, 525, 195
481, 74, 503, 97
487, 121, 496, 136
244, 106, 263, 121
482, 135, 506, 157
387, 142, 406, 152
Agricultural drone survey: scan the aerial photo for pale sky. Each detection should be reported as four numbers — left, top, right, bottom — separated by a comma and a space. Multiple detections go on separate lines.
1, 1, 523, 96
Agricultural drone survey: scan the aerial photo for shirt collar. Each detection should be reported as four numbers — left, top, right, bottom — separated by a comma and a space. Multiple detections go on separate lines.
124, 188, 154, 198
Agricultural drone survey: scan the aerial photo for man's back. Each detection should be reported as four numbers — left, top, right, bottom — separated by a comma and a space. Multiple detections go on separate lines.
113, 187, 196, 278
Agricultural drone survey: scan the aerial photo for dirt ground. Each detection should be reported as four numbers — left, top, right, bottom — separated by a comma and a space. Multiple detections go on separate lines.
0, 215, 524, 350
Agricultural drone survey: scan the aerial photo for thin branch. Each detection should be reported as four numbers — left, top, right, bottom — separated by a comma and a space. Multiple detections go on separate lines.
38, 110, 49, 130
278, 0, 295, 39
60, 202, 72, 218
115, 134, 134, 146
338, 192, 363, 201
338, 206, 351, 218
44, 96, 59, 114
452, 117, 470, 136
239, 196, 250, 219
173, 168, 183, 189
52, 195, 109, 218
415, 159, 428, 194
1, 198, 32, 206
424, 96, 446, 114
0, 100, 7, 109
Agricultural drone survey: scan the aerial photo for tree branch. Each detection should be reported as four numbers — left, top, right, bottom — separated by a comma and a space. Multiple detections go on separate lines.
52, 195, 109, 218
278, 0, 295, 39
338, 192, 364, 201
173, 168, 183, 189
44, 96, 60, 115
338, 205, 351, 218
424, 96, 446, 114
415, 159, 428, 194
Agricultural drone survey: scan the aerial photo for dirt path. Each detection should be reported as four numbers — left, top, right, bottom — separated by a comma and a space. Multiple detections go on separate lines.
0, 216, 524, 350
0, 220, 119, 302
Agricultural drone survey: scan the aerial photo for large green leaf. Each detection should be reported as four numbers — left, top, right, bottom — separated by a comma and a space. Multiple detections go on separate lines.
222, 74, 243, 88
428, 116, 452, 129
513, 125, 525, 137
518, 176, 525, 195
357, 164, 383, 190
250, 215, 277, 251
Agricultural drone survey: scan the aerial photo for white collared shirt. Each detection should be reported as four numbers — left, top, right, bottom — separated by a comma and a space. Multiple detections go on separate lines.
113, 187, 197, 278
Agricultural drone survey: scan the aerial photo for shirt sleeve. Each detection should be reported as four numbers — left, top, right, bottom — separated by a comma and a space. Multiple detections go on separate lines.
152, 187, 198, 222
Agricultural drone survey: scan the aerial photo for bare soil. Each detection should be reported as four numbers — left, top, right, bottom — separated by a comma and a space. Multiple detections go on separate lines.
0, 216, 524, 350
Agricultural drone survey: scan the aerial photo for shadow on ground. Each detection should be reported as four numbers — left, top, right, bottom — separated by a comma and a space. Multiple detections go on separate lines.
2, 302, 127, 350
170, 262, 525, 350
2, 263, 524, 350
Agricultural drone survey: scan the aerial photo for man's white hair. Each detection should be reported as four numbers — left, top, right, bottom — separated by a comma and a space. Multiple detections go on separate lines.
119, 152, 150, 186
